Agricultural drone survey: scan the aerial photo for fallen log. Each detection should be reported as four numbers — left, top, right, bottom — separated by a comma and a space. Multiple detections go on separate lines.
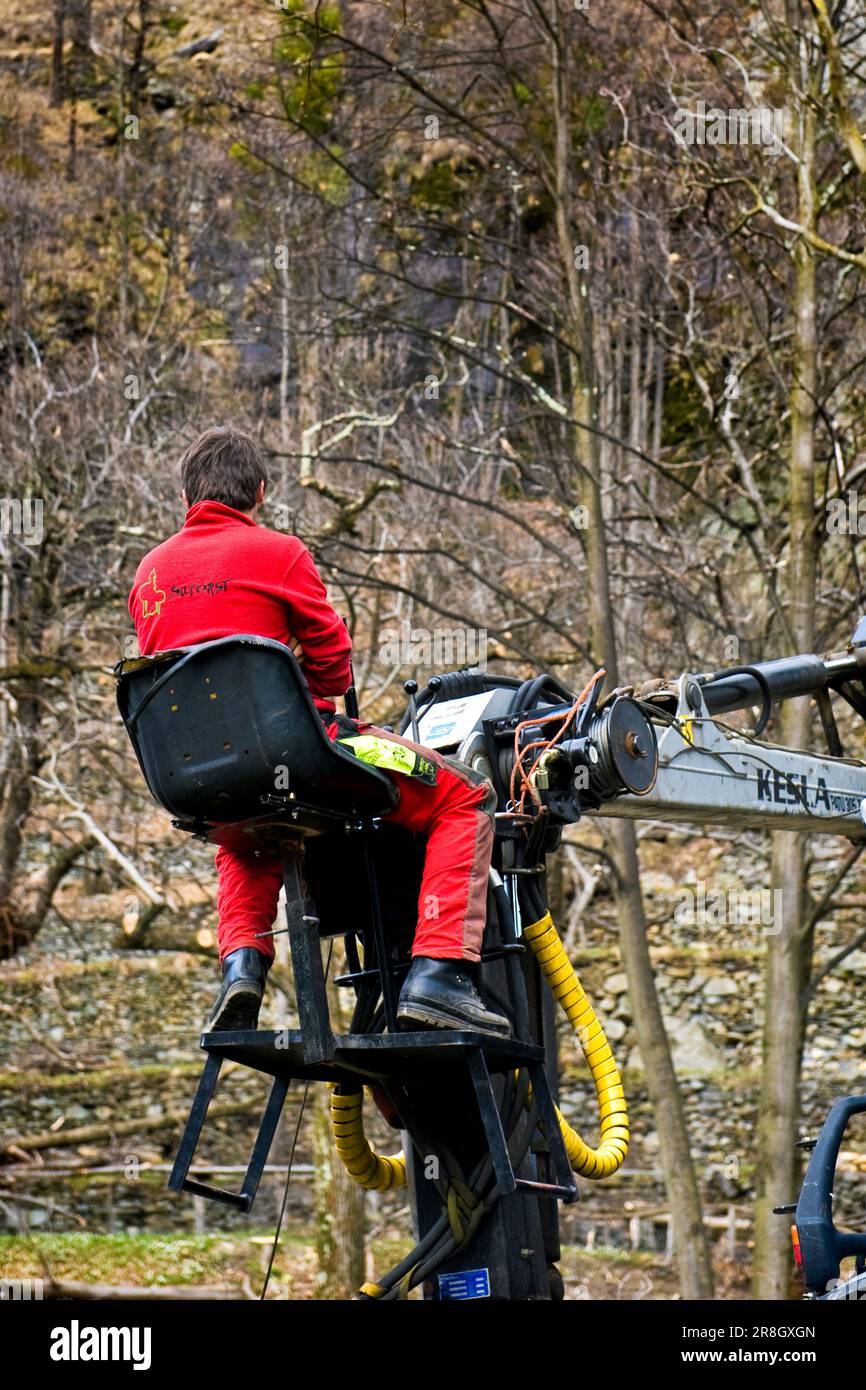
113, 921, 215, 953
0, 1100, 258, 1159
43, 1278, 250, 1301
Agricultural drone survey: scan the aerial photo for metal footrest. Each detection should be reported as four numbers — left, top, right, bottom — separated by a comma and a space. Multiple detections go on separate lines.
168, 1053, 289, 1210
168, 1028, 577, 1212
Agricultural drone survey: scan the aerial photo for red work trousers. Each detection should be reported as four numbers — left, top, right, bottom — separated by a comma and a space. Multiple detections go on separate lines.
215, 725, 496, 966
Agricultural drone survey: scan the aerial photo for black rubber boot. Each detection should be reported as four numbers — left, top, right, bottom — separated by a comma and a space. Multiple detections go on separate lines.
205, 947, 271, 1032
396, 957, 511, 1037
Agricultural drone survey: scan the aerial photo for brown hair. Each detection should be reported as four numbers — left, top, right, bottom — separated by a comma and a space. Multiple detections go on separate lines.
179, 427, 268, 512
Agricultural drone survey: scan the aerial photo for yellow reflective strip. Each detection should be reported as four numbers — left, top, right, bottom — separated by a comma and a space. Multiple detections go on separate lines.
339, 735, 436, 782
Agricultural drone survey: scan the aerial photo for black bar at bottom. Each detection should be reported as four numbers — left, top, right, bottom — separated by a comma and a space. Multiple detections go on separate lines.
179, 1178, 251, 1211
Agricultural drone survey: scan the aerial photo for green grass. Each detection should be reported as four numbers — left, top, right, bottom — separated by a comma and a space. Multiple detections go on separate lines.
0, 1232, 257, 1286
1, 1230, 731, 1299
0, 1229, 415, 1298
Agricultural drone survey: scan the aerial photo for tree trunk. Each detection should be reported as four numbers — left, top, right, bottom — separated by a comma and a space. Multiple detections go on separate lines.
752, 33, 818, 1295
608, 819, 715, 1297
129, 0, 151, 112
0, 683, 42, 958
550, 19, 714, 1301
69, 0, 93, 96
50, 0, 66, 106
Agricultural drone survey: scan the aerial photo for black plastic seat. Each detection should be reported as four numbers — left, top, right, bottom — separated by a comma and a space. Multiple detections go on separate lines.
117, 633, 413, 1053
116, 635, 397, 825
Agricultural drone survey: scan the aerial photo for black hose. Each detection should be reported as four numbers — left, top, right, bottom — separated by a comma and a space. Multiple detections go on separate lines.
513, 673, 575, 714
701, 663, 773, 735
518, 870, 546, 926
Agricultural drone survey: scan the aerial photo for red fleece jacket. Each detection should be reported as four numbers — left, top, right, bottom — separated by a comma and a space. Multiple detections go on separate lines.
128, 501, 352, 712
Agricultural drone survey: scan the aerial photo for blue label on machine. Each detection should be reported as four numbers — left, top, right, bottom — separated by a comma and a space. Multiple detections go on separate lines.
437, 1268, 491, 1300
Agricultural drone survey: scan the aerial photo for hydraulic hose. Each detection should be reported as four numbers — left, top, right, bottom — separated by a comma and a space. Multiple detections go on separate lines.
360, 1067, 538, 1299
334, 909, 629, 1198
523, 911, 629, 1180
512, 672, 575, 714
329, 1086, 406, 1192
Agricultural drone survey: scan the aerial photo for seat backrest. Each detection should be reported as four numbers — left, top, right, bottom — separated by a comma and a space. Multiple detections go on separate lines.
116, 635, 397, 823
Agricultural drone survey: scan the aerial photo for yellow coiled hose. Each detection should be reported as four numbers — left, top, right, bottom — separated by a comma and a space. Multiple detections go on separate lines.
523, 911, 629, 1179
329, 1086, 406, 1191
329, 911, 628, 1188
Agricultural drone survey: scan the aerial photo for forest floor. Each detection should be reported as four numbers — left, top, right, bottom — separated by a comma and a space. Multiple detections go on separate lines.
0, 1229, 751, 1300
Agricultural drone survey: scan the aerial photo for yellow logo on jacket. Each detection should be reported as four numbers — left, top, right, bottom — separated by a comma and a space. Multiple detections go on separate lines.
139, 568, 166, 620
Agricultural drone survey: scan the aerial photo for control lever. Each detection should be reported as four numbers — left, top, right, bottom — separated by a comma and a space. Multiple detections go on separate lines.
404, 679, 420, 742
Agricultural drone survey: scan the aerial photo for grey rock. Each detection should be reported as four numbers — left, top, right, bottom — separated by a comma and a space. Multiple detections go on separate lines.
604, 972, 629, 995
668, 1017, 724, 1075
703, 976, 738, 997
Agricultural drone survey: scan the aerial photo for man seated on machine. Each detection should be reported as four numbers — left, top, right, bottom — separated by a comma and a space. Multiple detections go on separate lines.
128, 426, 510, 1038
